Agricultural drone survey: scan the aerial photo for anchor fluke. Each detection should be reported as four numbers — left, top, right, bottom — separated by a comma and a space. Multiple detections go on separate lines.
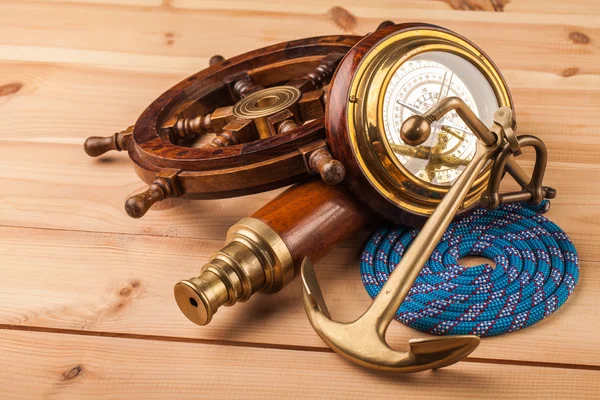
301, 258, 480, 373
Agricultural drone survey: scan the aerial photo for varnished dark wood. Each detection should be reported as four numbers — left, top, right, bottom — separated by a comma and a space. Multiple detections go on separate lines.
377, 20, 395, 30
306, 53, 343, 90
229, 73, 264, 99
209, 55, 225, 66
298, 90, 325, 121
204, 118, 257, 148
83, 35, 363, 212
277, 119, 298, 134
252, 179, 370, 269
133, 36, 360, 166
172, 113, 212, 140
83, 126, 133, 157
124, 169, 181, 218
126, 35, 361, 202
308, 147, 345, 185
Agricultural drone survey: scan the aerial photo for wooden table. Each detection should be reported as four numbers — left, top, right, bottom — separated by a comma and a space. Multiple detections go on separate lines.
1, 1, 599, 398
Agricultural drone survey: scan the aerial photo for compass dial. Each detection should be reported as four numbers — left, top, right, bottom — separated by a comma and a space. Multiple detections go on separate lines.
382, 51, 500, 186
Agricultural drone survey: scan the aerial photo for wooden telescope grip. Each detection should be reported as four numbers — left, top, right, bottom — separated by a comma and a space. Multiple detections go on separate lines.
174, 179, 370, 325
252, 179, 369, 267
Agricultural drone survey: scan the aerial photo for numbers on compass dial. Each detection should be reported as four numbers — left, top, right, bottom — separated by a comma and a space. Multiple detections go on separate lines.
382, 54, 482, 186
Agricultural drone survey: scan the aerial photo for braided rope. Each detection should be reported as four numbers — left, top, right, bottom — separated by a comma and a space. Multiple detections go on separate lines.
360, 201, 579, 337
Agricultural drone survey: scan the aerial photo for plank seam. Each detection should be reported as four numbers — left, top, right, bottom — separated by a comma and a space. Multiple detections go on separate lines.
1, 222, 594, 261
0, 324, 598, 371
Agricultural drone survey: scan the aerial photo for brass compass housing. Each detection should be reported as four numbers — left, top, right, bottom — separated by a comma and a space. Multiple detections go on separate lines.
327, 24, 513, 225
231, 86, 302, 139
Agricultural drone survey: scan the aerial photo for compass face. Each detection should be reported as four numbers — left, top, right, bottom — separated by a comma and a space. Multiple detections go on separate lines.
382, 51, 500, 186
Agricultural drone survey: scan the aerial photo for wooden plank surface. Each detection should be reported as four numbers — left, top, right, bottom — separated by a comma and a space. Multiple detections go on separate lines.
0, 224, 598, 368
2, 329, 598, 400
1, 0, 599, 398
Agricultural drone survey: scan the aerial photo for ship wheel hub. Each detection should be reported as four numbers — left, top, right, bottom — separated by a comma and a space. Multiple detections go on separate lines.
233, 86, 301, 119
232, 86, 302, 139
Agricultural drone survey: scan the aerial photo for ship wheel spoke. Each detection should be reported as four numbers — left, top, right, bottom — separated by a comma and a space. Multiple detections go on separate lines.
286, 53, 344, 92
227, 72, 264, 100
204, 117, 257, 148
163, 52, 346, 149
298, 90, 325, 121
166, 105, 235, 145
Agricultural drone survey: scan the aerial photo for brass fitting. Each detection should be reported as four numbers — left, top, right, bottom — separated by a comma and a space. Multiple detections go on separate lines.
174, 217, 294, 325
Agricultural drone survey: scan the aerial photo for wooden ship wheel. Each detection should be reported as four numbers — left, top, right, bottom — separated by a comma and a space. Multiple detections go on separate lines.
84, 34, 362, 218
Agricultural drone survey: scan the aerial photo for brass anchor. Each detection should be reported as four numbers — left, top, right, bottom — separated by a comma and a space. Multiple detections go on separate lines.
301, 98, 551, 372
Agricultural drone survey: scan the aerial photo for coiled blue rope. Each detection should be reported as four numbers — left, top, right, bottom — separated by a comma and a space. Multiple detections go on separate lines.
360, 201, 579, 337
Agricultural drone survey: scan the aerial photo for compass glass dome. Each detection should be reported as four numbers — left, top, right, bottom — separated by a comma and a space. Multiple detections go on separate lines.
382, 51, 499, 186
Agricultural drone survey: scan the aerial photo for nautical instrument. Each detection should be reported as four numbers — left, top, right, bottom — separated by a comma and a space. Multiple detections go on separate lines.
85, 22, 555, 373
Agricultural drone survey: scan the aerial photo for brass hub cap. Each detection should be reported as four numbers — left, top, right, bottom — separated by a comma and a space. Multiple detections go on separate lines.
346, 28, 511, 216
232, 86, 302, 119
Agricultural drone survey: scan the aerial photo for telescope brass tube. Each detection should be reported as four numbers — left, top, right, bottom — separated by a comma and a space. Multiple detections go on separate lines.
174, 218, 291, 326
175, 179, 369, 325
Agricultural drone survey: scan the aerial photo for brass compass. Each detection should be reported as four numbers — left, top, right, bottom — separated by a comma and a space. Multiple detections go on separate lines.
326, 25, 515, 225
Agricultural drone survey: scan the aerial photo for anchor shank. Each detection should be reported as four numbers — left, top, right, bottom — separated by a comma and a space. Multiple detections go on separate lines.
368, 142, 494, 330
424, 97, 496, 145
425, 98, 529, 188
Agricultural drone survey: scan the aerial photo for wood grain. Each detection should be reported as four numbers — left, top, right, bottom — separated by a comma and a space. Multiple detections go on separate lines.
2, 329, 599, 400
27, 0, 600, 16
252, 178, 369, 266
0, 224, 597, 367
0, 141, 598, 259
1, 0, 599, 397
1, 1, 600, 75
2, 62, 599, 163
